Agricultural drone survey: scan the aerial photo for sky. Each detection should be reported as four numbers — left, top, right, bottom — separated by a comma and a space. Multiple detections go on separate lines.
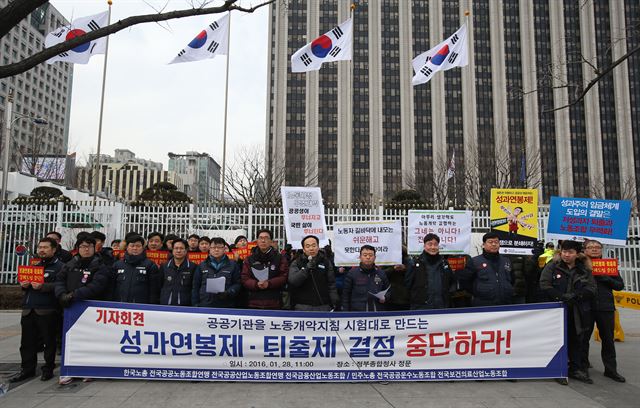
48, 0, 271, 169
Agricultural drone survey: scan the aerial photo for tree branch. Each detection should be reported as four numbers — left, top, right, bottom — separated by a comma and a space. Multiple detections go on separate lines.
0, 0, 48, 39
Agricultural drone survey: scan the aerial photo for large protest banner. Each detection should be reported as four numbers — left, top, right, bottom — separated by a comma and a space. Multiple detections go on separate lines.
490, 189, 538, 255
407, 210, 471, 255
61, 301, 566, 382
333, 220, 402, 266
546, 197, 631, 246
281, 187, 329, 249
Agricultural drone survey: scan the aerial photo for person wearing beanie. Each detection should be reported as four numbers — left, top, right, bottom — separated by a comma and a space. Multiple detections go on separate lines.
540, 240, 596, 384
458, 232, 514, 306
342, 245, 390, 312
234, 235, 248, 248
405, 233, 456, 310
111, 235, 161, 304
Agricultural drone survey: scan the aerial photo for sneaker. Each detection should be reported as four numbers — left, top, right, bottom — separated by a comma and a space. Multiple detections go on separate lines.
58, 376, 73, 385
569, 370, 593, 384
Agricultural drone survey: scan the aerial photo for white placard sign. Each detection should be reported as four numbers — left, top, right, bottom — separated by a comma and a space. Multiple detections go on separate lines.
281, 187, 329, 249
333, 220, 402, 266
408, 210, 472, 255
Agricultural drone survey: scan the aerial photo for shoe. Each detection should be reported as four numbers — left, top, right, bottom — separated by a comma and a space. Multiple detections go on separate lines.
555, 378, 569, 385
58, 376, 73, 385
604, 371, 626, 383
40, 371, 53, 381
569, 370, 593, 384
9, 371, 35, 383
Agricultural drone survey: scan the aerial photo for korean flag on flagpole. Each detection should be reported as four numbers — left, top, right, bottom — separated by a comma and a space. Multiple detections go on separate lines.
412, 23, 469, 86
170, 14, 229, 64
291, 18, 353, 72
45, 10, 109, 65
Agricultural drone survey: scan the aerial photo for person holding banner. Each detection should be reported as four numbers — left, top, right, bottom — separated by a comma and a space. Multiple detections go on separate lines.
540, 240, 596, 384
192, 237, 241, 308
146, 232, 165, 251
187, 234, 200, 252
288, 235, 339, 311
342, 245, 390, 312
159, 239, 197, 306
582, 240, 626, 383
241, 229, 289, 309
111, 235, 162, 304
405, 234, 456, 310
11, 237, 63, 383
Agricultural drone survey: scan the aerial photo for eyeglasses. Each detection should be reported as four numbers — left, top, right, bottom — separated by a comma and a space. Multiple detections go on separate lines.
78, 244, 94, 250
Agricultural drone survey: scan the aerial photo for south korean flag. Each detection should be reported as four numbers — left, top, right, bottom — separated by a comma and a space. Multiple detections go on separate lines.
412, 23, 469, 86
45, 10, 109, 65
291, 18, 353, 72
170, 14, 229, 64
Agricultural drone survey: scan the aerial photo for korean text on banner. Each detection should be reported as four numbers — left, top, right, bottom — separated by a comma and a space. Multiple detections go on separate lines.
61, 301, 566, 382
546, 197, 631, 246
281, 187, 329, 249
591, 259, 619, 276
490, 189, 538, 255
18, 265, 44, 283
333, 220, 402, 266
407, 210, 471, 255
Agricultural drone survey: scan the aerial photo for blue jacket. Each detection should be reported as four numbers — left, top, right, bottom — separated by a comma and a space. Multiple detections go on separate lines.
22, 257, 63, 311
342, 264, 390, 312
458, 252, 514, 306
192, 255, 241, 308
159, 258, 196, 306
111, 253, 161, 304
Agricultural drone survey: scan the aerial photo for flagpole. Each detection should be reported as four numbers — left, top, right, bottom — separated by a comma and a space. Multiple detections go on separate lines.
220, 12, 231, 205
92, 0, 113, 211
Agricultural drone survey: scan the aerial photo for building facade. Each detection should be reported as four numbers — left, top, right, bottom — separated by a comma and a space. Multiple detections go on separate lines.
0, 1, 73, 169
168, 152, 221, 205
267, 0, 640, 206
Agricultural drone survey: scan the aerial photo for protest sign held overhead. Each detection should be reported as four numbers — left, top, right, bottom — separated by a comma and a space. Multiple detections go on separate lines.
333, 220, 402, 266
281, 187, 329, 249
490, 189, 538, 255
407, 210, 471, 255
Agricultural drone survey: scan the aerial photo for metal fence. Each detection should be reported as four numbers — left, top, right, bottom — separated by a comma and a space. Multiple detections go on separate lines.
1, 202, 638, 291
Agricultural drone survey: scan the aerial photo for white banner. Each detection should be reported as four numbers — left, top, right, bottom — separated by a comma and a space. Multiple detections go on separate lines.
281, 187, 329, 249
61, 301, 567, 382
333, 220, 402, 266
407, 210, 472, 255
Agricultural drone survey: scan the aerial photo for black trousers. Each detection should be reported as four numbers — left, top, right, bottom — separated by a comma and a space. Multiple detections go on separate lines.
20, 310, 58, 374
567, 311, 586, 373
583, 310, 617, 373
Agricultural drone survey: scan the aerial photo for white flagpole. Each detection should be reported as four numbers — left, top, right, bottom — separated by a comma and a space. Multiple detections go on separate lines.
92, 0, 113, 211
220, 12, 231, 205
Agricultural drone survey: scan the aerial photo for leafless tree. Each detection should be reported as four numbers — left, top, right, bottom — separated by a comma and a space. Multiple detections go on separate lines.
590, 176, 638, 210
16, 124, 67, 180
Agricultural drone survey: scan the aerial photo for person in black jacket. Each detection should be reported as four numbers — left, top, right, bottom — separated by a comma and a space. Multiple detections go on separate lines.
457, 232, 514, 306
192, 237, 241, 308
342, 245, 390, 312
90, 231, 115, 267
11, 237, 63, 383
46, 231, 73, 263
159, 239, 196, 306
288, 235, 339, 311
111, 235, 161, 304
405, 233, 456, 310
582, 239, 626, 382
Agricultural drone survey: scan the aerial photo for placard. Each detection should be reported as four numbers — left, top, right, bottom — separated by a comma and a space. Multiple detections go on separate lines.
490, 189, 538, 255
281, 187, 329, 249
146, 250, 170, 267
333, 220, 402, 266
591, 259, 619, 276
408, 210, 471, 255
18, 265, 45, 283
187, 252, 208, 264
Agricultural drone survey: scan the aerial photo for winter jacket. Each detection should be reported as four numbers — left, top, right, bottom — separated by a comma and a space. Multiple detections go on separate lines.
342, 264, 390, 312
241, 248, 288, 309
22, 257, 63, 311
55, 247, 73, 263
54, 255, 111, 302
159, 258, 196, 306
288, 253, 339, 308
586, 256, 624, 312
111, 253, 161, 304
405, 252, 456, 310
458, 251, 514, 306
192, 255, 241, 308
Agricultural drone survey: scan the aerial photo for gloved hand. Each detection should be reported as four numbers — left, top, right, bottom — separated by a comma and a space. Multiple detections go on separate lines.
59, 292, 73, 307
307, 258, 317, 270
560, 292, 577, 304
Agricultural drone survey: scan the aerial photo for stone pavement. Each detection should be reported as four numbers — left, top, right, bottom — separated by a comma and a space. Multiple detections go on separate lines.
0, 308, 638, 408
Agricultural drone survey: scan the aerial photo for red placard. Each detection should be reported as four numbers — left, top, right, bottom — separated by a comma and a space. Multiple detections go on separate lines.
233, 247, 252, 260
591, 259, 619, 276
447, 256, 467, 272
29, 258, 42, 266
146, 250, 170, 267
112, 249, 124, 260
187, 252, 208, 264
18, 265, 45, 283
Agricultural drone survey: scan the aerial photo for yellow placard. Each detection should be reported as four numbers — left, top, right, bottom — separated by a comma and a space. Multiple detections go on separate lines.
614, 291, 640, 310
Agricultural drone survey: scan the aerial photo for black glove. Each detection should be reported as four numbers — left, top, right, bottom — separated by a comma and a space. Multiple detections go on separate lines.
560, 292, 577, 304
307, 258, 317, 270
59, 292, 73, 307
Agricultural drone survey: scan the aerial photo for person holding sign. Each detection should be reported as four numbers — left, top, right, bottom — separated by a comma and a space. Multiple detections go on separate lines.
11, 237, 63, 383
159, 239, 197, 306
111, 235, 161, 304
405, 234, 456, 310
540, 240, 596, 384
146, 232, 165, 251
582, 240, 626, 383
192, 238, 241, 308
342, 245, 390, 312
187, 234, 200, 252
241, 229, 288, 310
288, 235, 339, 311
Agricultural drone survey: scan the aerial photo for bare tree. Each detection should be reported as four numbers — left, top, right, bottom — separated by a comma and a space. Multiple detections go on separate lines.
0, 0, 277, 79
17, 125, 67, 180
590, 176, 638, 210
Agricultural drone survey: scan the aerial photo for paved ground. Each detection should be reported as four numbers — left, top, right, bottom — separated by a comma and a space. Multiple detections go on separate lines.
0, 308, 638, 408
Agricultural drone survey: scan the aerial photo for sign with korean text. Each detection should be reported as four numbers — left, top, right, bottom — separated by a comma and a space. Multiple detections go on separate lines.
187, 252, 208, 264
18, 265, 45, 283
447, 256, 467, 272
281, 187, 329, 249
61, 301, 566, 382
490, 189, 538, 255
546, 197, 631, 246
407, 210, 471, 255
591, 259, 619, 276
146, 250, 170, 267
333, 220, 402, 266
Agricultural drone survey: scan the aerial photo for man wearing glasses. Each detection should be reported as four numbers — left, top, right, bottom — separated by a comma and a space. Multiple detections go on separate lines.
241, 229, 288, 309
192, 237, 241, 308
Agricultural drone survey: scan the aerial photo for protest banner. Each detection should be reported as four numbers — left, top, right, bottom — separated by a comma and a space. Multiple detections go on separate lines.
546, 197, 631, 246
187, 252, 208, 264
591, 259, 619, 276
29, 257, 41, 266
490, 189, 538, 255
60, 301, 566, 382
407, 210, 471, 255
146, 250, 170, 267
333, 220, 402, 266
17, 265, 44, 283
447, 256, 467, 272
281, 187, 329, 249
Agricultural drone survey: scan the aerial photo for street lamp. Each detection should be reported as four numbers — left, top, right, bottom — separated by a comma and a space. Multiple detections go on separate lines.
1, 90, 49, 207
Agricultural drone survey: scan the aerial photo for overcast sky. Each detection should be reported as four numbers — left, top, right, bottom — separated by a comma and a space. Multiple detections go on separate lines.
49, 0, 270, 169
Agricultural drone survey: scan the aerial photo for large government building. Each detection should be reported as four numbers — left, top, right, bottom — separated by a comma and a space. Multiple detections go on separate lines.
266, 0, 640, 206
